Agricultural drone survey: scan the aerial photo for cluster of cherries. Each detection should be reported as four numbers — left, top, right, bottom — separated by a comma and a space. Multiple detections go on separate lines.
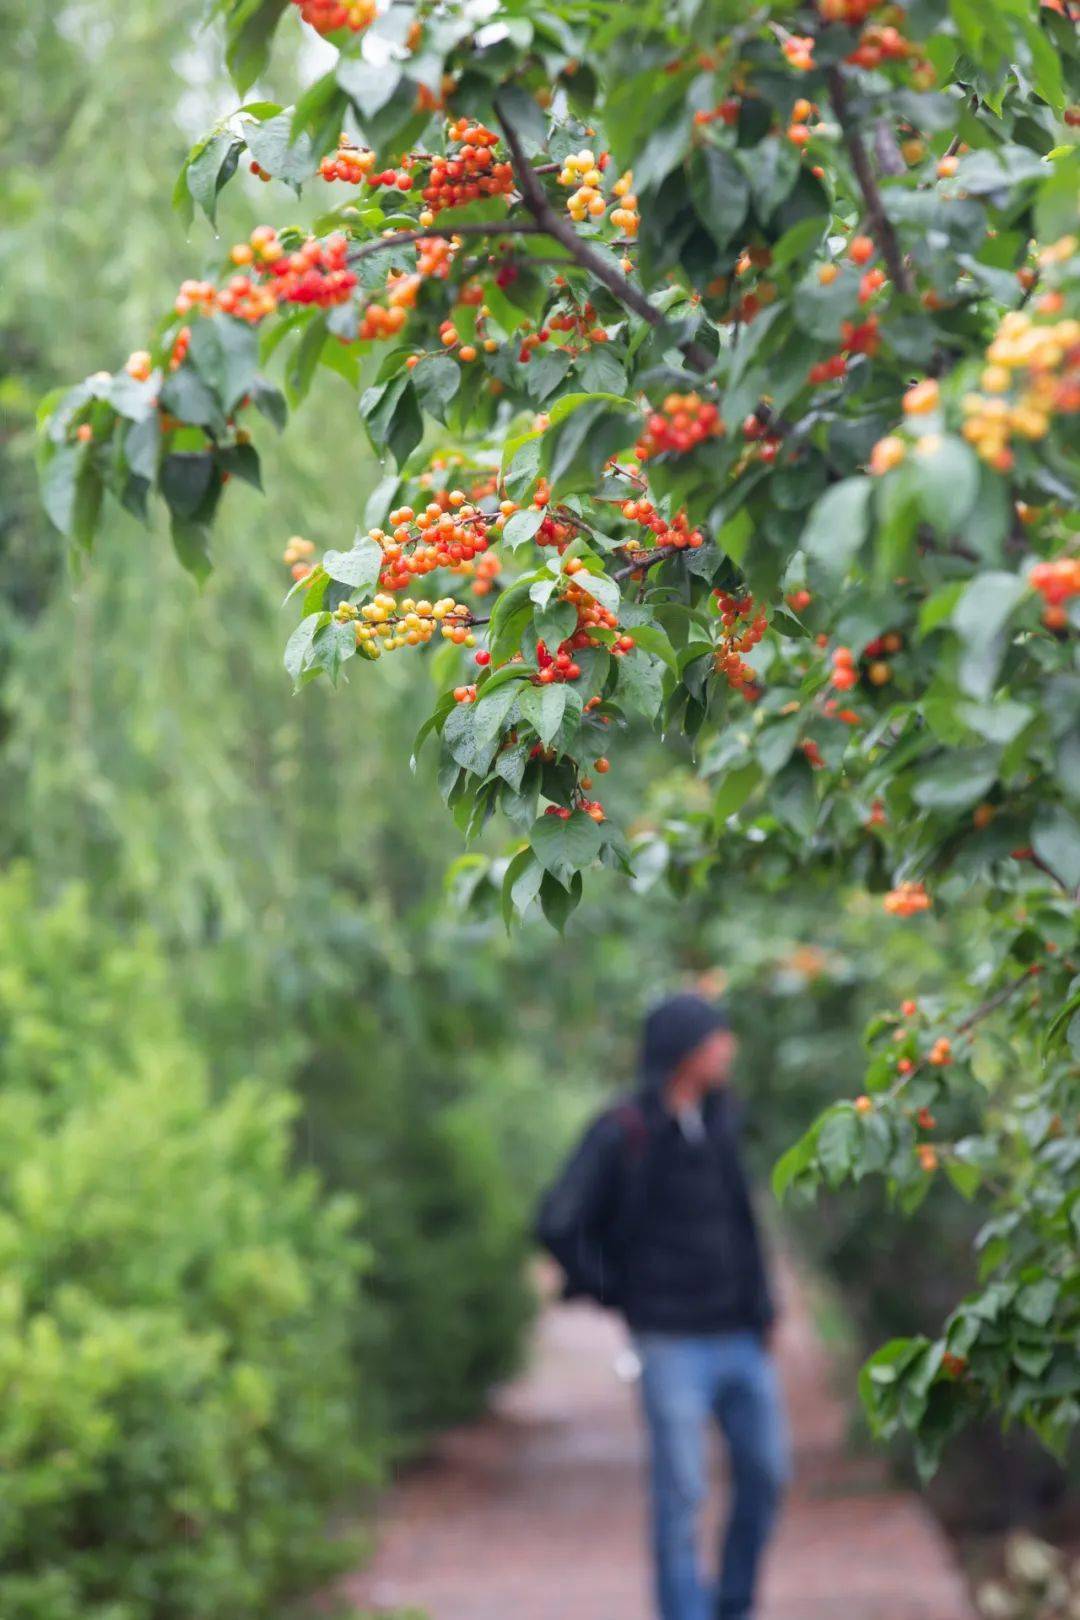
782, 34, 815, 70
829, 645, 859, 691
168, 327, 191, 370
319, 138, 393, 187
352, 593, 474, 660
496, 484, 579, 554
1030, 558, 1080, 630
357, 235, 454, 343
845, 20, 936, 87
374, 494, 492, 590
283, 535, 317, 582
741, 413, 783, 464
817, 0, 882, 21
291, 0, 375, 35
635, 392, 723, 460
840, 314, 881, 358
171, 229, 357, 328
419, 121, 514, 220
619, 500, 705, 555
692, 99, 740, 127
712, 590, 767, 692
883, 881, 931, 917
808, 354, 848, 386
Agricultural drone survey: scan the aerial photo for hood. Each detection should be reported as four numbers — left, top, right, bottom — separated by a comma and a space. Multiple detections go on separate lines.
639, 992, 731, 1094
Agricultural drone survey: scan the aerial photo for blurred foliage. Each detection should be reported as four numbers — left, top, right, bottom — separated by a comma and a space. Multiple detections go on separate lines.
0, 868, 364, 1620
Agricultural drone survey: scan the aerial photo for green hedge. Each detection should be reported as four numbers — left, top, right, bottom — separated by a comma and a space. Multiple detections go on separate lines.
0, 870, 366, 1620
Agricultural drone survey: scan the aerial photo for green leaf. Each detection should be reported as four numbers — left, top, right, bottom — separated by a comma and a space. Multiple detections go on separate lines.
309, 617, 357, 683
540, 868, 583, 931
170, 515, 212, 582
444, 682, 519, 776
244, 109, 318, 189
336, 57, 403, 119
688, 145, 750, 249
284, 612, 326, 685
323, 530, 384, 594
568, 565, 620, 616
542, 398, 634, 497
518, 683, 569, 746
493, 84, 548, 156
712, 762, 761, 824
616, 650, 664, 719
225, 0, 289, 95
801, 479, 873, 580
502, 507, 545, 550
950, 573, 1027, 700
741, 135, 799, 225
817, 1106, 859, 1188
412, 354, 460, 422
627, 623, 678, 674
913, 437, 980, 537
160, 366, 226, 434
945, 1161, 982, 1201
529, 810, 602, 885
912, 747, 999, 813
359, 374, 424, 467
250, 376, 287, 430
160, 452, 215, 519
1016, 1277, 1059, 1328
186, 315, 260, 414
1032, 808, 1080, 892
186, 130, 243, 226
502, 846, 542, 927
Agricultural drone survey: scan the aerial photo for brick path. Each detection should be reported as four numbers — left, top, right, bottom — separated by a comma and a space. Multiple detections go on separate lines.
338, 1265, 975, 1620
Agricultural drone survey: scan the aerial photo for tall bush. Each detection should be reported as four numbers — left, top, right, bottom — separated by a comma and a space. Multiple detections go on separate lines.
0, 869, 365, 1620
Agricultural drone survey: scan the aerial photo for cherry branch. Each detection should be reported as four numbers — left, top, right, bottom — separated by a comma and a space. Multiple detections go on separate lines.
493, 95, 715, 375
347, 219, 544, 266
465, 540, 687, 629
886, 971, 1035, 1101
825, 65, 913, 297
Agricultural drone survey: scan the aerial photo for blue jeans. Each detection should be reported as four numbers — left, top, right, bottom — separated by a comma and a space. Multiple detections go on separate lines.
635, 1330, 789, 1620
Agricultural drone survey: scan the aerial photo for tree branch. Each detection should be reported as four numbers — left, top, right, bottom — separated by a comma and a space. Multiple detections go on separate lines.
826, 65, 913, 297
493, 94, 715, 375
465, 540, 687, 628
347, 219, 543, 266
886, 971, 1035, 1100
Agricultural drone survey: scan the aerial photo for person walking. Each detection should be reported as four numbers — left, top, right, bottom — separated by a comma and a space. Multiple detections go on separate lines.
536, 991, 788, 1620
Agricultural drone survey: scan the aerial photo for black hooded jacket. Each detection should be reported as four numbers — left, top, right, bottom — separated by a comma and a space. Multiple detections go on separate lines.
535, 995, 775, 1336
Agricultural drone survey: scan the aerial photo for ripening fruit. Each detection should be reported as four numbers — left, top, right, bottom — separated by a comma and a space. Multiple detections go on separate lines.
936, 154, 959, 178
917, 1144, 939, 1173
818, 263, 839, 286
849, 235, 875, 265
869, 435, 906, 475
901, 999, 918, 1017
903, 378, 940, 415
855, 1095, 873, 1114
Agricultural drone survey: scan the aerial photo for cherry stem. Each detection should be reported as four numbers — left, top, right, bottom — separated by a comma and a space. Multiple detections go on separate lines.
346, 219, 544, 266
493, 96, 715, 374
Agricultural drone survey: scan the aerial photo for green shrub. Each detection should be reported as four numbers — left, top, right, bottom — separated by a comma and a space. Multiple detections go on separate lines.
0, 869, 366, 1620
294, 1019, 533, 1445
